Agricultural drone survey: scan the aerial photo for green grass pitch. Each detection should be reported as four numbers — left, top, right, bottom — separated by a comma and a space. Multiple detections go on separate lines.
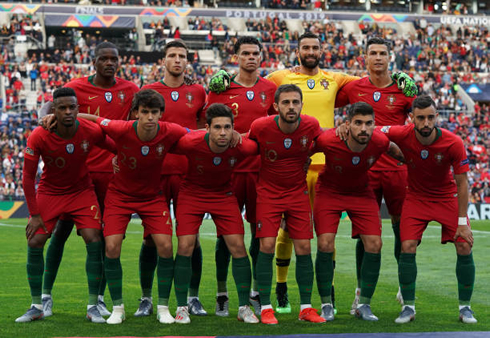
1, 218, 489, 338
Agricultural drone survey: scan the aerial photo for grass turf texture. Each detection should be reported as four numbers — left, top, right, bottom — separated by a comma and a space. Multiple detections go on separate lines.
1, 218, 489, 338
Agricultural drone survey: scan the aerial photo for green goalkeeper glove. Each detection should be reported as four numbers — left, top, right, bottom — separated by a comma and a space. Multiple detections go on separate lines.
392, 71, 418, 97
209, 70, 231, 94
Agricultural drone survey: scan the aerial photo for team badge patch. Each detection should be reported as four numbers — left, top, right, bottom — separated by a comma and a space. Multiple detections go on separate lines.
380, 126, 391, 133
460, 158, 469, 166
171, 91, 179, 101
156, 144, 164, 157
213, 157, 222, 165
229, 157, 237, 167
81, 140, 90, 153
257, 221, 262, 230
320, 79, 329, 89
387, 94, 396, 105
421, 150, 429, 159
66, 143, 75, 154
260, 91, 267, 105
307, 79, 315, 89
246, 91, 255, 101
373, 92, 381, 102
352, 156, 360, 165
118, 91, 126, 104
300, 135, 308, 148
25, 147, 34, 156
434, 153, 444, 163
186, 92, 194, 107
284, 138, 292, 149
105, 92, 113, 103
101, 119, 110, 126
141, 146, 150, 156
367, 156, 375, 167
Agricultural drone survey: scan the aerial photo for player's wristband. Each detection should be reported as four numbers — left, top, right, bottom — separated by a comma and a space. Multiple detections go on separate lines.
458, 217, 467, 226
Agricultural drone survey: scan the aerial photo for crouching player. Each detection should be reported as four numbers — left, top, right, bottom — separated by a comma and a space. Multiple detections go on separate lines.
79, 89, 189, 325
312, 102, 404, 322
172, 103, 259, 324
17, 87, 114, 323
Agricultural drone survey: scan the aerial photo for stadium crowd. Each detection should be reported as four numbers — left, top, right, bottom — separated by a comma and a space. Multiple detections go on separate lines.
0, 15, 489, 204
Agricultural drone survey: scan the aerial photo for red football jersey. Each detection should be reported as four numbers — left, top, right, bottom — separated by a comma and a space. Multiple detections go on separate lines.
381, 124, 469, 201
314, 129, 390, 193
65, 76, 139, 173
142, 81, 206, 175
206, 76, 277, 173
173, 130, 258, 196
96, 118, 188, 198
23, 119, 106, 214
249, 115, 322, 196
335, 77, 414, 171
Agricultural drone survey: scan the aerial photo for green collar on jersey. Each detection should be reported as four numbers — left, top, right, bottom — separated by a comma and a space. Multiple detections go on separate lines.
274, 115, 301, 130
159, 79, 184, 87
434, 126, 442, 141
368, 77, 396, 88
88, 74, 116, 88
55, 120, 79, 139
231, 74, 259, 87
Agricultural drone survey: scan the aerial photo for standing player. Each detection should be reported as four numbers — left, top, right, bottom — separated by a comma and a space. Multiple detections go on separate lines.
40, 42, 139, 318
172, 104, 259, 324
79, 89, 189, 325
137, 40, 208, 317
249, 84, 325, 325
335, 37, 415, 313
16, 87, 112, 323
206, 36, 276, 316
380, 95, 477, 324
313, 102, 404, 322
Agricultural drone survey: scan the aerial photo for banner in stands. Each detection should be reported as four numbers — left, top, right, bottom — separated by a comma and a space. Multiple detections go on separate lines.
461, 84, 490, 103
44, 15, 135, 28
0, 4, 488, 27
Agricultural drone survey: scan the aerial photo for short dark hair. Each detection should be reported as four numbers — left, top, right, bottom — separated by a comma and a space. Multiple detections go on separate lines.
366, 37, 391, 53
298, 31, 320, 48
162, 39, 188, 57
412, 95, 436, 112
206, 103, 233, 126
234, 36, 263, 54
347, 102, 374, 121
131, 89, 165, 112
53, 87, 76, 101
95, 42, 118, 57
274, 84, 303, 103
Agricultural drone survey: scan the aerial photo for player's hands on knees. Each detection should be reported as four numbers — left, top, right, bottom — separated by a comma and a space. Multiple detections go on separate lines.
454, 225, 474, 246
39, 114, 57, 132
208, 70, 231, 94
335, 123, 349, 140
26, 215, 47, 241
112, 155, 120, 173
230, 131, 242, 147
392, 71, 418, 97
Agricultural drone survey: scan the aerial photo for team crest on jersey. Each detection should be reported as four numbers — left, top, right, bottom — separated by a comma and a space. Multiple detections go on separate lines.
171, 91, 179, 101
421, 150, 429, 159
81, 140, 90, 153
246, 91, 255, 101
186, 92, 194, 107
387, 95, 396, 105
105, 92, 113, 103
118, 91, 126, 104
307, 79, 315, 89
434, 153, 444, 163
320, 79, 329, 90
25, 147, 34, 156
101, 119, 110, 126
373, 92, 381, 102
213, 156, 222, 166
300, 136, 308, 148
141, 146, 150, 156
352, 156, 360, 165
260, 91, 267, 106
380, 126, 391, 133
156, 144, 164, 157
66, 143, 75, 154
284, 138, 292, 149
229, 157, 237, 167
367, 156, 376, 167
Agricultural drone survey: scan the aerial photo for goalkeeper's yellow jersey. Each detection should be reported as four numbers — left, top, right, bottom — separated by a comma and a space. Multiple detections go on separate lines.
266, 69, 359, 165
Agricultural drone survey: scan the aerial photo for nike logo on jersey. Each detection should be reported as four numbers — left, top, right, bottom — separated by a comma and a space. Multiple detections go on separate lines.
229, 95, 239, 99
266, 141, 276, 145
88, 96, 98, 100
358, 93, 367, 97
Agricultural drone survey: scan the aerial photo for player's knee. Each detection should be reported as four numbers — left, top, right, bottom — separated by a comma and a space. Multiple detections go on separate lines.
401, 240, 417, 253
293, 240, 311, 255
364, 237, 382, 253
177, 237, 195, 256
80, 229, 102, 244
317, 240, 334, 253
156, 242, 173, 258
105, 242, 121, 258
259, 238, 275, 254
28, 235, 48, 249
455, 242, 472, 256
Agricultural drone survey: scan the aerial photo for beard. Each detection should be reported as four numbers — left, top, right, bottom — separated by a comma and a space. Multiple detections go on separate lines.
300, 55, 320, 69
